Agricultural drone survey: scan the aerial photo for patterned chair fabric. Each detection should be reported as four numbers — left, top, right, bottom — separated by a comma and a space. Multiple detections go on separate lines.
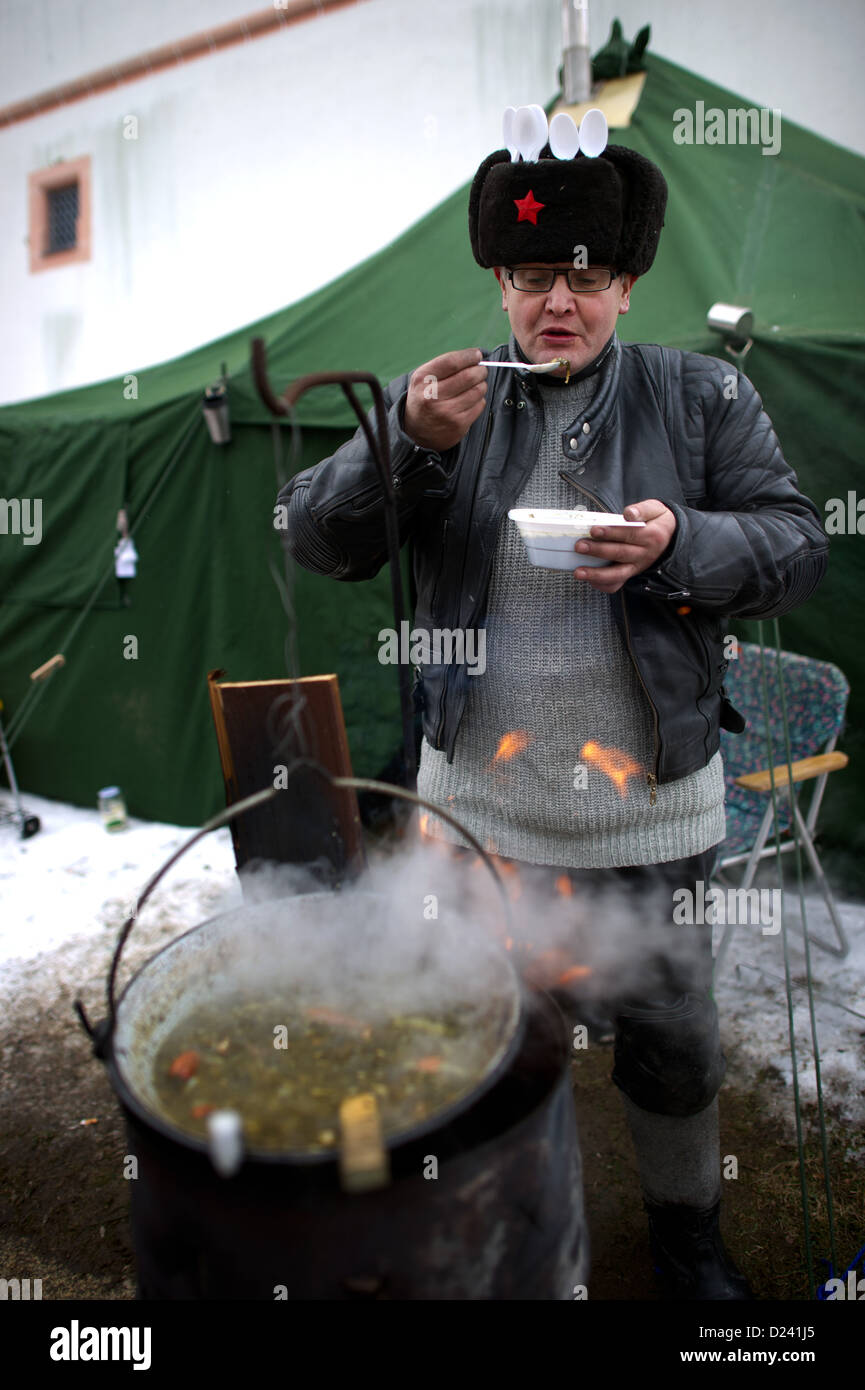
719, 642, 849, 858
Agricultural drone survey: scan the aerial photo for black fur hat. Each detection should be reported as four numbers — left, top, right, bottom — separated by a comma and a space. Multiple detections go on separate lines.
468, 143, 668, 275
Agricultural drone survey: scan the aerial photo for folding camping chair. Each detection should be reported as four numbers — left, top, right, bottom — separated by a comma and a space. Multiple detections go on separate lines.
713, 642, 851, 969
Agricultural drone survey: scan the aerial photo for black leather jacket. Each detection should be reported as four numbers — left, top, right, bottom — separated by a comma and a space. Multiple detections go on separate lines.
278, 335, 828, 793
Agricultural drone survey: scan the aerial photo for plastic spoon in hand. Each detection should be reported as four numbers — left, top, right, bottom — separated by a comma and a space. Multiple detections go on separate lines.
479, 357, 571, 382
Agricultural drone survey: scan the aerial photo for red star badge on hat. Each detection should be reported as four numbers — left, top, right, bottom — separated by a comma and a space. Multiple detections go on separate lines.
514, 190, 545, 224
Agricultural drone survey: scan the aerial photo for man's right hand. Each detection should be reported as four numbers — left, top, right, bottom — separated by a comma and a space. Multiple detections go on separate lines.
403, 350, 488, 452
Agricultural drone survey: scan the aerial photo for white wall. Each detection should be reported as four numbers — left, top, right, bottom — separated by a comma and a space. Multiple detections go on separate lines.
583, 0, 865, 157
0, 0, 261, 107
0, 0, 862, 405
0, 0, 564, 404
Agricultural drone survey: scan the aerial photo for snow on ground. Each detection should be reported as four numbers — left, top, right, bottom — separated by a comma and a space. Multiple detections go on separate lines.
713, 883, 865, 1146
0, 791, 241, 967
2, 791, 864, 1140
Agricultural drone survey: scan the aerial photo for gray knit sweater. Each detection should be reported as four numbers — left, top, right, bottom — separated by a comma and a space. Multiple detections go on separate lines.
417, 362, 726, 868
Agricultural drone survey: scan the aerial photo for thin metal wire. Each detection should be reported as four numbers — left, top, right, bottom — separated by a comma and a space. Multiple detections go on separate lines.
754, 622, 841, 1296
754, 629, 813, 1291
250, 347, 416, 794
271, 399, 305, 682
769, 617, 838, 1278
267, 405, 310, 762
734, 962, 865, 1023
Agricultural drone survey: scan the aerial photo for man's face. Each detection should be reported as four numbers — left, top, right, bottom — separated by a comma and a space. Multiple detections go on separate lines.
494, 263, 637, 373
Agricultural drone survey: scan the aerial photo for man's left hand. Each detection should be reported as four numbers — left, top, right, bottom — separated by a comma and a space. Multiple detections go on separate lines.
573, 499, 677, 594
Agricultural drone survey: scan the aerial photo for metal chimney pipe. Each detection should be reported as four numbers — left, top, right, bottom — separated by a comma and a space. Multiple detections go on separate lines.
562, 0, 592, 104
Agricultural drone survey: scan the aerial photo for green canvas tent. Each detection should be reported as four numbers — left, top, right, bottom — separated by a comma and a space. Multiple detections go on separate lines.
1, 53, 863, 880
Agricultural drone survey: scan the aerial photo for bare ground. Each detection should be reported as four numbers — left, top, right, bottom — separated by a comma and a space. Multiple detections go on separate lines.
1, 914, 859, 1301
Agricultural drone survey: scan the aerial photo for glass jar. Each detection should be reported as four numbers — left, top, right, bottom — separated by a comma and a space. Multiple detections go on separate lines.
98, 785, 128, 831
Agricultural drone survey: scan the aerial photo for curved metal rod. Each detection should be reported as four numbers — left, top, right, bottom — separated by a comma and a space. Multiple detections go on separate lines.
343, 383, 385, 491
251, 337, 288, 417
249, 344, 416, 794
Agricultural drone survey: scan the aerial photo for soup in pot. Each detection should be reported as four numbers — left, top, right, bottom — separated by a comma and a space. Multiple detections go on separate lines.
152, 987, 490, 1152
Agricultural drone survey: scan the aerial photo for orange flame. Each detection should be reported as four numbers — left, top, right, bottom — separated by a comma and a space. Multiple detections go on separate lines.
418, 812, 431, 836
521, 946, 592, 990
555, 875, 573, 898
557, 964, 592, 986
489, 731, 532, 767
581, 741, 643, 798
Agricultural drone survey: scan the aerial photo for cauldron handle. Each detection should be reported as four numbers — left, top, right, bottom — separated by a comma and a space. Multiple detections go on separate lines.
74, 785, 277, 1056
74, 772, 514, 1057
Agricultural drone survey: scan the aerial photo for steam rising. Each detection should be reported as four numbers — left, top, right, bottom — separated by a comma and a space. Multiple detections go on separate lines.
233, 832, 710, 1018
117, 831, 711, 1132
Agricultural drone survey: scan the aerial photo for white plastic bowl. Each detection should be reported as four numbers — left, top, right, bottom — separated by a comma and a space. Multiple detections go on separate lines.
508, 508, 646, 571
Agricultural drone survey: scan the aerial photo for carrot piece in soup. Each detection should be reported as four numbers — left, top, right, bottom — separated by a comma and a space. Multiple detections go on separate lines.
169, 1050, 200, 1080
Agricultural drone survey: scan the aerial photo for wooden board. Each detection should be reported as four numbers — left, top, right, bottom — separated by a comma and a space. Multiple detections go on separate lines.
550, 71, 647, 131
208, 671, 365, 886
735, 751, 848, 793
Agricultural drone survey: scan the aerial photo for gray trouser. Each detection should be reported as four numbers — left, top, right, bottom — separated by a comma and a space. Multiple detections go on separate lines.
492, 846, 726, 1118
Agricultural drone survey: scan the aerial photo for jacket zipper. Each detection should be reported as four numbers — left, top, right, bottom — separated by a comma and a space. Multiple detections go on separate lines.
430, 518, 450, 616
559, 467, 660, 804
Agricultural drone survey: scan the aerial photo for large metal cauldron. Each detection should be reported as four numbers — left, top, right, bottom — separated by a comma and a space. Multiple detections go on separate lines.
108, 892, 524, 1156
122, 989, 586, 1299
92, 892, 587, 1299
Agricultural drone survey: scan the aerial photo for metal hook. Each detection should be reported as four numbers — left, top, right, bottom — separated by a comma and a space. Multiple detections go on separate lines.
250, 338, 416, 798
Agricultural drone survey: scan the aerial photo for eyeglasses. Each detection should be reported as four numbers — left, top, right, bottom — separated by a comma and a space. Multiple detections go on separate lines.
506, 267, 619, 293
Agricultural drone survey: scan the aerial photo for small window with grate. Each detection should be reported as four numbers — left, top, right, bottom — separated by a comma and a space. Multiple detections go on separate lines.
29, 156, 91, 272
46, 183, 80, 253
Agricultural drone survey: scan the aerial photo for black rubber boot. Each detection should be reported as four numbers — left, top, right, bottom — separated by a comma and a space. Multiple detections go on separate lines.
646, 1198, 755, 1300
